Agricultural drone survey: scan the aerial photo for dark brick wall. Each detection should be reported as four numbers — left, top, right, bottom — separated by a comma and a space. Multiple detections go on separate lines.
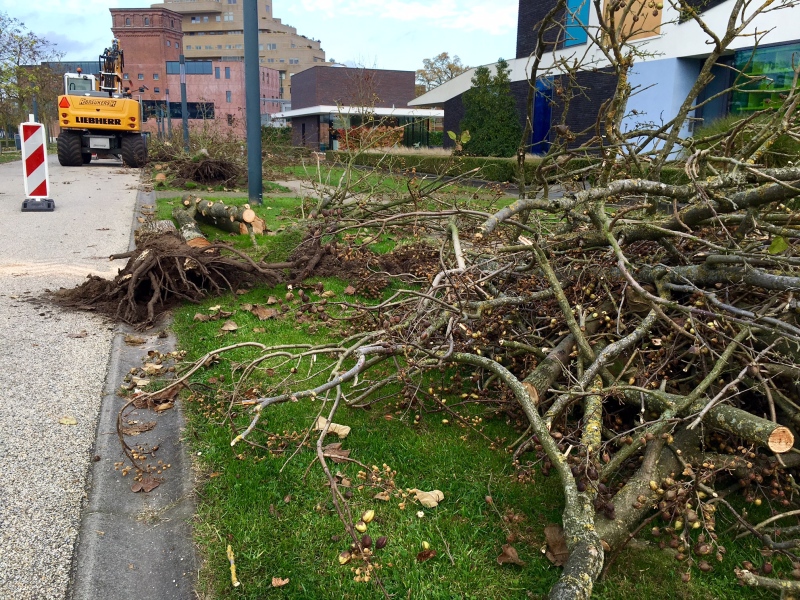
292, 116, 320, 149
443, 70, 618, 151
516, 0, 562, 59
290, 66, 415, 110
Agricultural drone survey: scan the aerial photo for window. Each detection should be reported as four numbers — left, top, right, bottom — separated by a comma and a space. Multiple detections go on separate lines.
225, 67, 231, 79
258, 44, 263, 50
265, 4, 270, 11
203, 16, 209, 22
226, 91, 232, 103
226, 44, 232, 49
176, 43, 179, 50
289, 58, 299, 65
279, 58, 285, 63
144, 17, 150, 25
215, 66, 220, 78
191, 16, 199, 23
267, 58, 274, 63
217, 45, 222, 49
205, 45, 212, 50
138, 73, 144, 80
235, 44, 243, 49
564, 0, 590, 47
186, 45, 192, 50
125, 17, 131, 26
154, 87, 160, 93
166, 61, 213, 75
216, 16, 221, 22
171, 19, 174, 27
291, 43, 296, 48
223, 12, 234, 21
227, 114, 234, 125
166, 40, 171, 47
123, 73, 129, 80
228, 0, 237, 3
153, 73, 160, 80
265, 43, 276, 50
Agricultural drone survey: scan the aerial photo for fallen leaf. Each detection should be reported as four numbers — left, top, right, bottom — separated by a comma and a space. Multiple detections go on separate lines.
416, 549, 436, 562
374, 491, 391, 501
68, 330, 88, 338
251, 305, 278, 320
236, 289, 248, 295
121, 421, 156, 436
194, 313, 210, 322
131, 475, 161, 493
253, 327, 265, 333
344, 285, 356, 295
220, 320, 239, 332
497, 544, 526, 566
284, 494, 292, 503
142, 363, 164, 375
149, 385, 180, 403
59, 416, 77, 426
322, 442, 351, 463
241, 303, 253, 311
267, 296, 279, 304
412, 489, 444, 508
314, 416, 351, 438
131, 377, 150, 387
209, 305, 221, 311
154, 401, 174, 412
271, 577, 289, 587
321, 290, 336, 298
544, 524, 569, 566
124, 335, 146, 345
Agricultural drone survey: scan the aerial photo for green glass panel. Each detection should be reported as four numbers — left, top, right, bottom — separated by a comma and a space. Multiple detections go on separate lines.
731, 42, 800, 113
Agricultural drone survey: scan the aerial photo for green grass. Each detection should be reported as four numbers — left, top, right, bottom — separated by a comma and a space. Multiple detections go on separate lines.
0, 150, 21, 164
155, 183, 774, 600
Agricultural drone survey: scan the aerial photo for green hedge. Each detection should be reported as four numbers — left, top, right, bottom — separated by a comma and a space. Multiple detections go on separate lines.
324, 151, 689, 186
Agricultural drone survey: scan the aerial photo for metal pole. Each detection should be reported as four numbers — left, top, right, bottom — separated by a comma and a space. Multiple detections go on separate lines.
166, 89, 173, 138
244, 0, 263, 205
179, 54, 189, 152
32, 96, 39, 123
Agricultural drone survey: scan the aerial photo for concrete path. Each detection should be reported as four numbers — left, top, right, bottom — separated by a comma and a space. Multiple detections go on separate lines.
0, 155, 194, 599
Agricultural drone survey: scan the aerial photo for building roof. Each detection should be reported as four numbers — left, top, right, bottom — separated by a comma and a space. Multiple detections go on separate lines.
273, 105, 443, 119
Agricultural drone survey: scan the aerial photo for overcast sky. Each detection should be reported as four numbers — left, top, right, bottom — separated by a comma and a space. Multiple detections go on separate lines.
0, 0, 517, 72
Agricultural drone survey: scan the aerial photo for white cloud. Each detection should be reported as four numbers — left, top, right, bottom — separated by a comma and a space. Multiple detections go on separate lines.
295, 0, 515, 35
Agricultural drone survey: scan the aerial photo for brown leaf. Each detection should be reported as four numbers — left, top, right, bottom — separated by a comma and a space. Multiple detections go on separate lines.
266, 296, 279, 305
241, 303, 253, 311
68, 330, 88, 338
314, 416, 351, 438
124, 335, 146, 345
544, 524, 569, 566
154, 401, 174, 412
416, 549, 436, 562
412, 489, 444, 508
322, 443, 351, 463
251, 305, 278, 321
121, 421, 156, 436
271, 576, 289, 587
344, 285, 356, 295
131, 475, 161, 493
283, 494, 292, 503
374, 491, 391, 501
253, 327, 266, 333
220, 320, 239, 332
235, 289, 248, 295
497, 544, 526, 566
149, 385, 180, 403
193, 313, 210, 322
142, 362, 163, 375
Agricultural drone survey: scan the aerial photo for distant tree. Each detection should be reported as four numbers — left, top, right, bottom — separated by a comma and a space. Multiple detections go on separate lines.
415, 52, 468, 94
0, 12, 61, 133
459, 58, 521, 158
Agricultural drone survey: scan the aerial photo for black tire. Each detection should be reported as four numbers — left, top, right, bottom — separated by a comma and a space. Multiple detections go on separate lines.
121, 134, 147, 168
82, 153, 92, 164
57, 131, 83, 167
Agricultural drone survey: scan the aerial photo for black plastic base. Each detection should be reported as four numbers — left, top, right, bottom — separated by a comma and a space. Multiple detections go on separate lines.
22, 198, 55, 212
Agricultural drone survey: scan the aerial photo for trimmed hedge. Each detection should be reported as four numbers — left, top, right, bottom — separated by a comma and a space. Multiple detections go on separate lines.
324, 151, 690, 187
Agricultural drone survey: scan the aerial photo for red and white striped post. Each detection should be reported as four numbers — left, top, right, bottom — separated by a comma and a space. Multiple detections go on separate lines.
19, 117, 54, 212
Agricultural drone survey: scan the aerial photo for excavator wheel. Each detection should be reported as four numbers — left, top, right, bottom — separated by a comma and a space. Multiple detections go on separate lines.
57, 131, 84, 167
121, 134, 147, 168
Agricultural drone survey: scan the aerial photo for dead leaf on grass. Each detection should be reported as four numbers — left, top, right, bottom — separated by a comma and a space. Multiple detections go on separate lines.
253, 327, 265, 333
416, 549, 436, 562
251, 305, 278, 320
314, 416, 351, 438
497, 544, 526, 566
121, 421, 156, 436
220, 320, 239, 332
131, 377, 150, 387
344, 285, 356, 295
267, 296, 278, 305
142, 363, 163, 375
321, 290, 336, 298
271, 576, 289, 587
544, 524, 569, 566
194, 313, 210, 322
124, 335, 146, 345
59, 416, 78, 426
412, 489, 444, 508
374, 491, 391, 501
322, 442, 351, 463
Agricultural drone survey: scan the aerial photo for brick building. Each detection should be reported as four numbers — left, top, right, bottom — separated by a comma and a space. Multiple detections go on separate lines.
149, 0, 328, 104
275, 66, 442, 150
109, 6, 280, 136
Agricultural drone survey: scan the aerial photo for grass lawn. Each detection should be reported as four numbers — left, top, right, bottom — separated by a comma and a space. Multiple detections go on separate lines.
156, 180, 773, 600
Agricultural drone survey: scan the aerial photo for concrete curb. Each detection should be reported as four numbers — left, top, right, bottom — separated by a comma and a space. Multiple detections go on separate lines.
67, 186, 197, 600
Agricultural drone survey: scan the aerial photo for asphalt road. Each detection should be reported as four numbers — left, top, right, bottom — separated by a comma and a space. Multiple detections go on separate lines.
0, 154, 140, 599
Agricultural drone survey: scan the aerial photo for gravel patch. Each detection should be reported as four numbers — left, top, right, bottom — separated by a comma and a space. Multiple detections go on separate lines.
0, 158, 140, 599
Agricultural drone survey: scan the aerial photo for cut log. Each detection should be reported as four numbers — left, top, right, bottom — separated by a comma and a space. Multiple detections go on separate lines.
195, 199, 256, 235
134, 219, 178, 246
172, 206, 210, 249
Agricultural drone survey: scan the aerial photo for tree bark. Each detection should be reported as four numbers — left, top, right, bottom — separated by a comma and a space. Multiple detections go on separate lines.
172, 205, 210, 248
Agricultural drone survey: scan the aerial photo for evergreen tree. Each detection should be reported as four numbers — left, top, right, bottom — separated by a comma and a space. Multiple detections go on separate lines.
459, 59, 522, 158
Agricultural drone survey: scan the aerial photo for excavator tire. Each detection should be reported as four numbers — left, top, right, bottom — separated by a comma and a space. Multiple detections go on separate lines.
57, 131, 84, 167
121, 135, 147, 168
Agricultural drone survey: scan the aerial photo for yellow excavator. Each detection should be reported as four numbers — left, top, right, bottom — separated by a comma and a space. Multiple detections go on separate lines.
56, 39, 147, 167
